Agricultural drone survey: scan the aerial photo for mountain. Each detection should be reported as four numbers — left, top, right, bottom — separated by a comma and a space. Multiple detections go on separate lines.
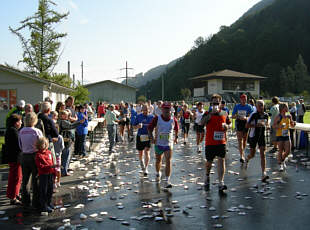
240, 0, 276, 19
122, 58, 179, 88
139, 0, 310, 100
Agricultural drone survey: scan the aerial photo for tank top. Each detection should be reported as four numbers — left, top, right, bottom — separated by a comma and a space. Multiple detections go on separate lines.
195, 109, 205, 124
276, 115, 290, 137
156, 115, 175, 147
205, 111, 228, 146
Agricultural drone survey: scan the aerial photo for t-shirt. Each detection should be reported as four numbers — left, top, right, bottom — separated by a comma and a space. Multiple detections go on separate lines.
232, 104, 253, 118
19, 127, 43, 153
270, 104, 279, 125
133, 113, 154, 136
247, 112, 269, 138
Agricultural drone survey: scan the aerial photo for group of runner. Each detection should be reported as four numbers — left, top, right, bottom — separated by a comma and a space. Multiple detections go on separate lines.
108, 94, 296, 194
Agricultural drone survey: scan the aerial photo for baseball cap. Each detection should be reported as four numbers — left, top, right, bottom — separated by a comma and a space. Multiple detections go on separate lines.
44, 96, 53, 104
17, 100, 25, 108
161, 102, 171, 109
240, 94, 247, 99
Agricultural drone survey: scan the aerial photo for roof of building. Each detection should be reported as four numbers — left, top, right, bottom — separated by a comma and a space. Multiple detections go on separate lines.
0, 64, 73, 92
84, 80, 137, 90
190, 69, 267, 80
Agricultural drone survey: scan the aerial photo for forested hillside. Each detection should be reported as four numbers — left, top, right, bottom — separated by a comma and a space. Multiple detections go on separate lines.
138, 0, 310, 100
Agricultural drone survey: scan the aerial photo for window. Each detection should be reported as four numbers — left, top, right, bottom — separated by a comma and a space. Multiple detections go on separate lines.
0, 89, 17, 110
222, 80, 255, 91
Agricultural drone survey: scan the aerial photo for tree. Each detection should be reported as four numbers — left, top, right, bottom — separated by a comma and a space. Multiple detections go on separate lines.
137, 95, 147, 103
193, 36, 205, 49
9, 0, 69, 77
294, 54, 309, 93
71, 81, 89, 105
49, 73, 72, 88
180, 88, 191, 101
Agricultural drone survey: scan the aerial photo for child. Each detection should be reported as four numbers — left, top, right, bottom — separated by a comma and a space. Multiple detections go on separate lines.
76, 105, 88, 157
58, 110, 83, 176
35, 137, 56, 214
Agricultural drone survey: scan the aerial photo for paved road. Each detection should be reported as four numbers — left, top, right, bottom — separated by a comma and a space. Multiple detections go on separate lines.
0, 127, 310, 230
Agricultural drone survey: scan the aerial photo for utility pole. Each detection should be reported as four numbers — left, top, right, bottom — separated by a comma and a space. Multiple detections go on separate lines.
161, 74, 164, 101
67, 61, 70, 79
120, 61, 133, 86
81, 61, 84, 85
73, 74, 75, 88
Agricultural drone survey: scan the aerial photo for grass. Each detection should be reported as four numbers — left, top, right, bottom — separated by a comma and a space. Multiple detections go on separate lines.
304, 111, 310, 124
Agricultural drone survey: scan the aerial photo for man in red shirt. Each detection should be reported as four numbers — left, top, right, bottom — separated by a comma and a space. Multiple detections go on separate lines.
148, 102, 178, 189
199, 94, 231, 193
97, 102, 106, 118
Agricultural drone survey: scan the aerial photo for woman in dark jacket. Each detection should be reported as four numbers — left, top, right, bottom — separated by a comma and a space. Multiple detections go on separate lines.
5, 114, 22, 205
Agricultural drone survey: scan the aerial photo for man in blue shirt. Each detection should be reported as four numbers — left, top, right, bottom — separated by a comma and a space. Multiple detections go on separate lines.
133, 104, 154, 176
232, 94, 253, 164
129, 103, 137, 142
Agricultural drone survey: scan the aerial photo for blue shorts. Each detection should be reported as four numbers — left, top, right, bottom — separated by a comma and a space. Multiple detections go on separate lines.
155, 145, 171, 155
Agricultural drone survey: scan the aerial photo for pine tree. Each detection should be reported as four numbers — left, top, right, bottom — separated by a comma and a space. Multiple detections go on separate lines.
9, 0, 69, 77
294, 54, 309, 93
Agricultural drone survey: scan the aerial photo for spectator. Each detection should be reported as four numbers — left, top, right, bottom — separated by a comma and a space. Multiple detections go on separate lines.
35, 137, 56, 214
76, 105, 88, 157
6, 99, 25, 128
58, 110, 82, 176
5, 114, 22, 205
289, 102, 297, 122
55, 102, 65, 114
297, 99, 306, 123
269, 96, 280, 153
104, 104, 119, 153
97, 101, 106, 118
19, 112, 43, 209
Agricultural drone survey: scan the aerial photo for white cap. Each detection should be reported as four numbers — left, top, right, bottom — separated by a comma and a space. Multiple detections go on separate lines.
17, 100, 26, 108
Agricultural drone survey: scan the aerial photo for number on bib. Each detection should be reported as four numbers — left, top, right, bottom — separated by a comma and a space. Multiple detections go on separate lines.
282, 129, 289, 137
185, 119, 190, 124
159, 133, 170, 141
140, 135, 149, 142
214, 131, 225, 141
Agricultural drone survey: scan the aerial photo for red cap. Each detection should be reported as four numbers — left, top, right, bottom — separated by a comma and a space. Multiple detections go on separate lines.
240, 94, 247, 99
162, 102, 171, 109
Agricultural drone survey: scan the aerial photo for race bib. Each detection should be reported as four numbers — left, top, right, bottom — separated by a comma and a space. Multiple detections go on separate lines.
185, 119, 191, 124
140, 135, 149, 142
159, 133, 170, 141
238, 110, 247, 117
282, 129, 289, 137
257, 119, 266, 126
214, 131, 225, 141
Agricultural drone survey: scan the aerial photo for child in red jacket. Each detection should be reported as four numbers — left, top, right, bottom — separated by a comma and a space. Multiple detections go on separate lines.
35, 137, 56, 214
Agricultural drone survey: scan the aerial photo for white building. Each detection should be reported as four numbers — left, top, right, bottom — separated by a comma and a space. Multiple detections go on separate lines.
191, 69, 266, 100
85, 80, 136, 104
0, 65, 73, 128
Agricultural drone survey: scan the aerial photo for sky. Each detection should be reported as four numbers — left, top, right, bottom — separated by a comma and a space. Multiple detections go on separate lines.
0, 0, 261, 84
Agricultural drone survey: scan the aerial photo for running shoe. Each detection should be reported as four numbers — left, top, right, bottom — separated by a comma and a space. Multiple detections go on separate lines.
279, 163, 284, 172
283, 158, 288, 169
240, 158, 245, 164
262, 173, 269, 183
204, 176, 210, 187
164, 181, 173, 189
244, 159, 249, 169
218, 184, 228, 192
155, 172, 161, 182
143, 168, 149, 176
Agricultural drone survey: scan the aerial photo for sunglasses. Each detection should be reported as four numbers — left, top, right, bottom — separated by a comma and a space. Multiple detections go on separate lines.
212, 102, 220, 105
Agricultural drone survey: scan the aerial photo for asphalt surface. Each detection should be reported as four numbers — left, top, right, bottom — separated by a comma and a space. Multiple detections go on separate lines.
0, 127, 310, 230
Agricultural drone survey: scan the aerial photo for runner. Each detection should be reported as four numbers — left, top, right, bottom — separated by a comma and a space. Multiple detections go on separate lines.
269, 96, 280, 153
179, 104, 193, 145
232, 94, 253, 164
245, 100, 270, 182
133, 104, 154, 176
199, 94, 231, 193
148, 102, 179, 188
273, 103, 296, 171
193, 102, 205, 153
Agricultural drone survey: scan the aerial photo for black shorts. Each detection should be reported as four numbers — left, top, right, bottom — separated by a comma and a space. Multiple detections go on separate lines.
205, 144, 226, 162
136, 135, 151, 151
276, 136, 290, 142
236, 120, 248, 133
182, 122, 190, 134
119, 117, 130, 126
194, 123, 205, 133
249, 135, 266, 149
